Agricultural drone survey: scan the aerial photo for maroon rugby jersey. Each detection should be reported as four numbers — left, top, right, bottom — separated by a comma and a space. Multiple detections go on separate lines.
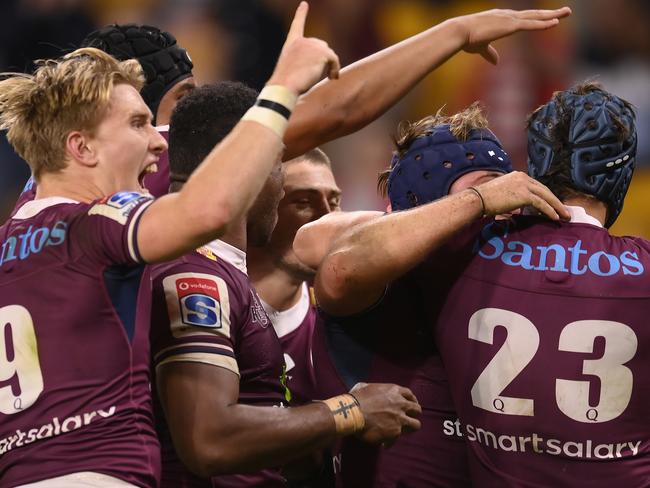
262, 283, 345, 406
150, 240, 289, 488
321, 276, 471, 488
0, 193, 159, 487
12, 126, 171, 214
263, 284, 346, 487
421, 209, 650, 487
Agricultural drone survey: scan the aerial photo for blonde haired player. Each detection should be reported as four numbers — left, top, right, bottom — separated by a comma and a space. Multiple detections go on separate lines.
0, 3, 340, 486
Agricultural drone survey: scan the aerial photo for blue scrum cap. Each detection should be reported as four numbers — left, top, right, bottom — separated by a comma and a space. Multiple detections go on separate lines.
82, 24, 194, 121
387, 124, 512, 210
527, 88, 637, 227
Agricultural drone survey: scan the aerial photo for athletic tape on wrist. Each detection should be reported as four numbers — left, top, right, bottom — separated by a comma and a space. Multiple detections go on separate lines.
242, 85, 298, 138
258, 85, 298, 113
320, 394, 365, 435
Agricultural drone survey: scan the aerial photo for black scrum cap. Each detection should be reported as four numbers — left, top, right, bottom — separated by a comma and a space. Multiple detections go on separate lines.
82, 23, 193, 121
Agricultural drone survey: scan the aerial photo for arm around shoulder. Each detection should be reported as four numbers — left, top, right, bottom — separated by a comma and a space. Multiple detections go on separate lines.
293, 210, 383, 270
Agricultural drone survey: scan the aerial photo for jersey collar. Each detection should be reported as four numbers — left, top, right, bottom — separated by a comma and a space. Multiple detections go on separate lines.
565, 205, 603, 228
260, 282, 311, 338
13, 197, 79, 220
205, 239, 247, 275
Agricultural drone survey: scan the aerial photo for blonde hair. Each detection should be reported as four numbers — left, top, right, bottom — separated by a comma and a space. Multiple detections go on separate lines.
378, 102, 489, 197
0, 47, 145, 180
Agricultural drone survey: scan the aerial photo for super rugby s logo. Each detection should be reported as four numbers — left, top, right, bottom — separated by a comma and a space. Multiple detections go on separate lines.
177, 277, 222, 328
88, 191, 152, 225
163, 272, 231, 337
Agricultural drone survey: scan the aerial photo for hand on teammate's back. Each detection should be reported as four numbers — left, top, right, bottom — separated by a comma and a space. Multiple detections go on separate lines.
269, 1, 340, 95
351, 383, 422, 445
455, 6, 572, 65
473, 171, 570, 222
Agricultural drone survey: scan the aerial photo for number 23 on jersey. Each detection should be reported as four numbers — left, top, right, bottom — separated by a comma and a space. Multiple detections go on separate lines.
469, 308, 637, 424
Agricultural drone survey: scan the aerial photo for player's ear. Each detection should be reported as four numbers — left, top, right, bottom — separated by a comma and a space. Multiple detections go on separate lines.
65, 131, 98, 168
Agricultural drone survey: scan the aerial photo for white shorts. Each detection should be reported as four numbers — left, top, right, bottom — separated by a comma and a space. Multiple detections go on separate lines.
15, 472, 138, 487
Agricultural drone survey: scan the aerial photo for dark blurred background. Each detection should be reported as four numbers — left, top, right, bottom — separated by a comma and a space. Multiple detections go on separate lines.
1, 0, 649, 236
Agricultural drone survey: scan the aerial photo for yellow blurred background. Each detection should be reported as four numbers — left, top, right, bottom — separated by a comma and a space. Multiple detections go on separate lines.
1, 0, 648, 236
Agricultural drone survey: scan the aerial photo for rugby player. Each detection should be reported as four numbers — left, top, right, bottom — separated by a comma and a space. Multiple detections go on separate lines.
292, 105, 515, 487
17, 5, 573, 203
247, 148, 344, 405
0, 3, 340, 486
149, 82, 422, 488
246, 148, 347, 485
315, 82, 644, 487
14, 22, 195, 202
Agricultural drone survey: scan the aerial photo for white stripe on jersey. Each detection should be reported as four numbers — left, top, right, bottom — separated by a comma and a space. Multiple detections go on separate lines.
16, 472, 138, 487
127, 199, 154, 262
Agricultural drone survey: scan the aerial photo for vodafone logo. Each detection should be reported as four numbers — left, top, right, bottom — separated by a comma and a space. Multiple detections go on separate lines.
176, 277, 218, 295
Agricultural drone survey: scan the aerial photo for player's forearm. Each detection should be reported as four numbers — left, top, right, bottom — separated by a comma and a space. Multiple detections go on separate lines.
138, 121, 285, 262
293, 211, 383, 269
188, 402, 339, 476
316, 190, 482, 313
178, 120, 284, 236
283, 18, 466, 159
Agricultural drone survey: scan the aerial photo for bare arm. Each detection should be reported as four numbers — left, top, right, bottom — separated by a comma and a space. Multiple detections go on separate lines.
157, 362, 421, 477
137, 3, 340, 262
138, 120, 284, 262
293, 211, 382, 269
283, 7, 572, 159
315, 172, 570, 316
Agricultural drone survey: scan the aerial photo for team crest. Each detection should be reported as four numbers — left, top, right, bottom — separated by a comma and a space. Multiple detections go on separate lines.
250, 291, 270, 328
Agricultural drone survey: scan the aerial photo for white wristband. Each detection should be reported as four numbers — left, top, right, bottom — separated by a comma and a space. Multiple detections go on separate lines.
241, 84, 298, 139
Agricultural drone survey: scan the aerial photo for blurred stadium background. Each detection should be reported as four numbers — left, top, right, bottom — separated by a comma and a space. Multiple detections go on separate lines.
1, 0, 649, 236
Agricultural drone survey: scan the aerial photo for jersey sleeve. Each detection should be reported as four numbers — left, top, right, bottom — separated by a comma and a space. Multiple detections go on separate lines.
150, 263, 242, 376
69, 191, 153, 266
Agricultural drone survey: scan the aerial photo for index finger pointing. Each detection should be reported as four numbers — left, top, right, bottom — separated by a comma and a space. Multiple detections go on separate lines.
287, 1, 309, 43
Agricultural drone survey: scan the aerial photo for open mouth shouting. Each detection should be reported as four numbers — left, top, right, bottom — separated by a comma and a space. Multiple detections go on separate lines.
138, 162, 159, 192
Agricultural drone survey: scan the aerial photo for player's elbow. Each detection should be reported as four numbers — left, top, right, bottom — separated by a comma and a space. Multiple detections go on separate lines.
180, 441, 242, 478
183, 198, 236, 242
315, 253, 355, 305
324, 83, 378, 138
202, 204, 235, 237
315, 251, 383, 316
293, 224, 321, 270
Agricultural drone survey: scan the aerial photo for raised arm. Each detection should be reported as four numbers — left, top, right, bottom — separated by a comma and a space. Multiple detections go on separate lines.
283, 7, 571, 159
138, 3, 340, 263
315, 172, 570, 316
293, 210, 382, 269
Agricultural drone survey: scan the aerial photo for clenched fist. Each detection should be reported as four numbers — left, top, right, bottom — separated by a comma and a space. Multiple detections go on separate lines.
351, 382, 422, 445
